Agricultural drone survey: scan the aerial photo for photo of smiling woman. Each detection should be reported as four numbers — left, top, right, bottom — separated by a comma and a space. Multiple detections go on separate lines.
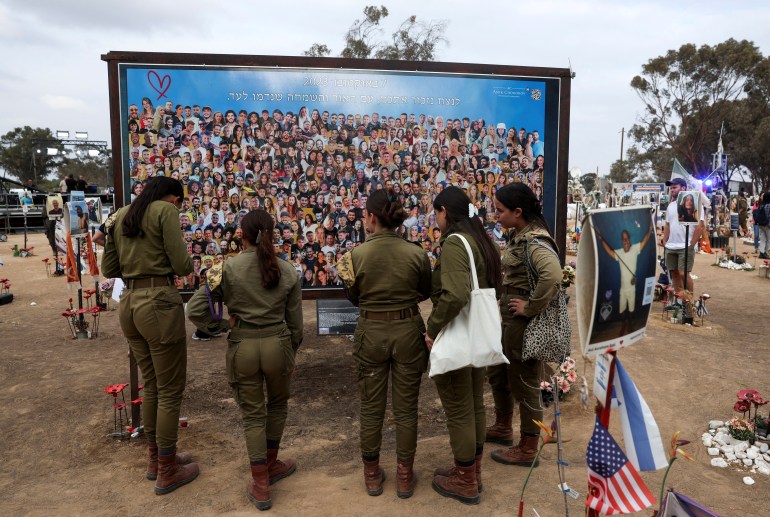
677, 191, 700, 225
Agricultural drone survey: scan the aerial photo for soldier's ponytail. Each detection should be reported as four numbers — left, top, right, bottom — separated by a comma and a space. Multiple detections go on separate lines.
241, 210, 281, 289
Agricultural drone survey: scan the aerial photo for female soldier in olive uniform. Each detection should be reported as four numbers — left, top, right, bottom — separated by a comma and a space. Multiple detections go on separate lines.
102, 177, 199, 495
337, 188, 432, 498
425, 186, 501, 505
488, 183, 562, 467
187, 209, 303, 511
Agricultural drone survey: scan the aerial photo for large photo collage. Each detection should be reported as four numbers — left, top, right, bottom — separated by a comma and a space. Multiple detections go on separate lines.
123, 67, 550, 290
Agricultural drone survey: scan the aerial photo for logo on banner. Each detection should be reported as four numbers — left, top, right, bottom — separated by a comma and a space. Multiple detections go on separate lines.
600, 290, 613, 321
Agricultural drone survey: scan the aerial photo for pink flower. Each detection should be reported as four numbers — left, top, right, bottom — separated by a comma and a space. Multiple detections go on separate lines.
540, 381, 552, 392
560, 379, 571, 393
560, 362, 571, 373
567, 370, 578, 383
555, 376, 564, 386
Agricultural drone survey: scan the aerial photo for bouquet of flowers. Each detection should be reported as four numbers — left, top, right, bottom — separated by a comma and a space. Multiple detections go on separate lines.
561, 265, 575, 288
727, 416, 755, 442
540, 357, 578, 407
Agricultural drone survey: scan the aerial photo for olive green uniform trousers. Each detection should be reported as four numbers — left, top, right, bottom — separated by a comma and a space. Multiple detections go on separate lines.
487, 294, 544, 436
119, 285, 187, 450
353, 316, 427, 461
227, 323, 295, 463
433, 366, 486, 463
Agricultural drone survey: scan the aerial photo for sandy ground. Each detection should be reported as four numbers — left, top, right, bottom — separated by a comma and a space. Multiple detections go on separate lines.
1, 232, 769, 516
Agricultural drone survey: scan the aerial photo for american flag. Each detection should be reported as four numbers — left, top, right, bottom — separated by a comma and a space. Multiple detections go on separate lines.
586, 417, 655, 515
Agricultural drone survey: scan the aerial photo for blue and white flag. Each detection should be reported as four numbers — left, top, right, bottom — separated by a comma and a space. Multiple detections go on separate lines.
612, 358, 667, 471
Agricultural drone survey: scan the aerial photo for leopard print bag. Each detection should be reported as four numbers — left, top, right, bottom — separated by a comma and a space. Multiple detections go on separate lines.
521, 238, 572, 363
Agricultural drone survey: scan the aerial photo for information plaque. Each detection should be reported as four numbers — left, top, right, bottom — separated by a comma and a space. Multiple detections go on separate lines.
316, 299, 359, 336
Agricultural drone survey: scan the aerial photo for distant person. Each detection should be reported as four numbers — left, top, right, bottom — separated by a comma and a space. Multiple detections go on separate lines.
75, 175, 88, 192
65, 174, 77, 192
59, 175, 68, 194
738, 190, 749, 237
662, 178, 703, 295
756, 192, 770, 259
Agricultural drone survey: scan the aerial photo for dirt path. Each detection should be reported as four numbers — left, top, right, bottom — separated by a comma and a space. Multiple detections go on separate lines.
0, 233, 768, 516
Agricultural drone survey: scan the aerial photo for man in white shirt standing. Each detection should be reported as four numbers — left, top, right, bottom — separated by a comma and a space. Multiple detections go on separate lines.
662, 178, 703, 294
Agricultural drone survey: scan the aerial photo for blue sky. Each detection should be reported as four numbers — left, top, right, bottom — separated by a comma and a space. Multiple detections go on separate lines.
2, 0, 769, 177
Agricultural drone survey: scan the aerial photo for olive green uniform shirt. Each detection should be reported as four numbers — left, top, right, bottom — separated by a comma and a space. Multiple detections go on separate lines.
427, 231, 496, 339
102, 201, 192, 279
502, 224, 562, 318
345, 231, 432, 311
187, 249, 303, 350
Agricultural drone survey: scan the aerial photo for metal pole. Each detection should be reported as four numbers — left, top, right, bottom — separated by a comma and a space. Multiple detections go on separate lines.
682, 225, 693, 325
619, 127, 624, 178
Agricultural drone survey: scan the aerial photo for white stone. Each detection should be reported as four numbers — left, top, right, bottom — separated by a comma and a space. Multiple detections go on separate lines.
720, 445, 734, 453
725, 452, 737, 461
717, 427, 729, 434
709, 420, 724, 429
711, 458, 728, 468
760, 444, 769, 454
758, 464, 770, 476
702, 437, 713, 447
743, 458, 754, 467
747, 450, 759, 460
749, 445, 760, 452
737, 452, 748, 459
743, 476, 755, 485
707, 448, 720, 456
764, 453, 770, 462
734, 442, 750, 453
709, 429, 716, 435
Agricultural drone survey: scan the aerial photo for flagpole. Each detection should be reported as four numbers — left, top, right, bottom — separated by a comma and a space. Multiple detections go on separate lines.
588, 351, 617, 517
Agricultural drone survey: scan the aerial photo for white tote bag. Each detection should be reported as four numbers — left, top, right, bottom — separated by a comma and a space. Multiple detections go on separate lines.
429, 234, 509, 377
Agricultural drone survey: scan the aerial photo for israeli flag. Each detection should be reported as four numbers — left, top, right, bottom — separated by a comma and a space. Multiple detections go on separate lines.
612, 358, 668, 471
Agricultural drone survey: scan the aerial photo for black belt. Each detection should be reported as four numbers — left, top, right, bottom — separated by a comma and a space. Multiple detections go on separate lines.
234, 320, 285, 330
125, 276, 173, 289
360, 306, 419, 321
503, 286, 529, 296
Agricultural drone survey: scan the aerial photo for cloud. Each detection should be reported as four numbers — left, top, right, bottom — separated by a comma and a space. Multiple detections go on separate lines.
41, 94, 88, 110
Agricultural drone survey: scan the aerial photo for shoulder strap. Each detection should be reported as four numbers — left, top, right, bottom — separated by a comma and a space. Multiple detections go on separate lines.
448, 233, 480, 290
523, 236, 562, 292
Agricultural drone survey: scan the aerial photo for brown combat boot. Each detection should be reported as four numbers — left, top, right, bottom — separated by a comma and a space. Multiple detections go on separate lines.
433, 453, 484, 493
146, 442, 193, 480
432, 462, 479, 505
247, 463, 272, 511
266, 448, 296, 485
154, 449, 200, 495
396, 457, 416, 499
485, 410, 514, 446
490, 434, 540, 466
363, 457, 385, 496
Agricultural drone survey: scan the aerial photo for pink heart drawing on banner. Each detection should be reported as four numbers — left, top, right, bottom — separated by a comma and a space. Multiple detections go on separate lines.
147, 70, 171, 101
